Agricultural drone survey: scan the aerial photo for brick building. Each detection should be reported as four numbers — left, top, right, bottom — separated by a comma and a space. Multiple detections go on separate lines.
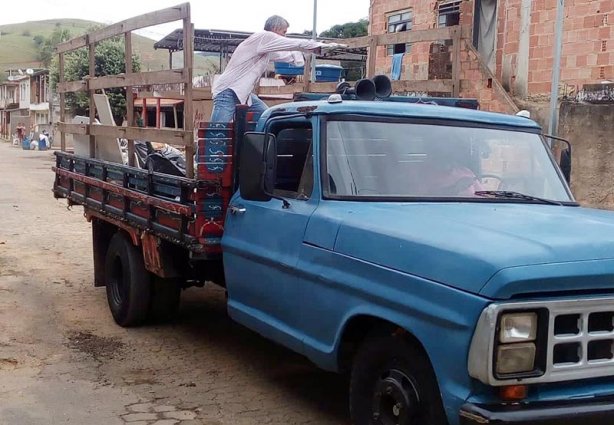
369, 0, 613, 104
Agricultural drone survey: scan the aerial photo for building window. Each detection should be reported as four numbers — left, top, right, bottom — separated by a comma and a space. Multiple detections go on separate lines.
438, 1, 461, 27
386, 9, 413, 56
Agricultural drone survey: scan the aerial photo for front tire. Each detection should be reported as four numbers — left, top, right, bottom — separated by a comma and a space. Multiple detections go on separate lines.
104, 232, 151, 327
350, 331, 447, 425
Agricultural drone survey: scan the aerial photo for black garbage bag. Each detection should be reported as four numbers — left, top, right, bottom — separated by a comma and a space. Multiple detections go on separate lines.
134, 141, 153, 168
145, 145, 186, 177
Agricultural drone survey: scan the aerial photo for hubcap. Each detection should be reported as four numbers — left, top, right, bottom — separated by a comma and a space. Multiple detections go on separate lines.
372, 369, 419, 425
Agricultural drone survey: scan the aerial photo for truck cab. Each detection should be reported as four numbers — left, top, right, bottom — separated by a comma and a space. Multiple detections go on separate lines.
226, 98, 614, 425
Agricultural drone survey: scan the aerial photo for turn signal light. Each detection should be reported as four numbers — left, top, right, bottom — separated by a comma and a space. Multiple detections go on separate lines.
500, 385, 528, 401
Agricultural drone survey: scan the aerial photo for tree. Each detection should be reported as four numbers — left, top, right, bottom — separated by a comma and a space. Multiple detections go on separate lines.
319, 18, 368, 39
51, 37, 141, 123
319, 19, 368, 81
38, 27, 71, 67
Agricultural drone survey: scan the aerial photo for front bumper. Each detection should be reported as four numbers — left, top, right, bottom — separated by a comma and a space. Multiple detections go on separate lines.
459, 396, 614, 424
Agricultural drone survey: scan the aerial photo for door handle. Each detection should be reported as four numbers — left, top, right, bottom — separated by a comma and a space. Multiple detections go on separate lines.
229, 205, 246, 215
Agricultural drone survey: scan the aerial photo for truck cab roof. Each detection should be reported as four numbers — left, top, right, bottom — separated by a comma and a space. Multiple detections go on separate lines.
260, 100, 542, 132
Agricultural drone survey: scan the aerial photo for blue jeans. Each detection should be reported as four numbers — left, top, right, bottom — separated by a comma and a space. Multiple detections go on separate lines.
210, 89, 268, 123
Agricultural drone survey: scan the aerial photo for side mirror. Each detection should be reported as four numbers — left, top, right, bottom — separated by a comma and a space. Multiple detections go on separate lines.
544, 134, 572, 184
239, 132, 277, 201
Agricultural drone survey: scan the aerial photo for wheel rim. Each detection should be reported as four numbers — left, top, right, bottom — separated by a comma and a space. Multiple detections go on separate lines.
372, 368, 419, 425
109, 256, 126, 306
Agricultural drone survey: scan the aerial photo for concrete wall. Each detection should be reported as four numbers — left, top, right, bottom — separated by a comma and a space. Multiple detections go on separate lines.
559, 101, 614, 209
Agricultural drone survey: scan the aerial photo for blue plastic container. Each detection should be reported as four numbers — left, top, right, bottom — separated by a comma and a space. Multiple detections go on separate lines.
314, 64, 343, 82
22, 137, 30, 150
274, 62, 343, 82
274, 62, 304, 76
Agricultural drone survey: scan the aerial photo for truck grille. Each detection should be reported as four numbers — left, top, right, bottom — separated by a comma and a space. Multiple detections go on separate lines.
552, 311, 614, 364
548, 302, 614, 382
469, 298, 614, 386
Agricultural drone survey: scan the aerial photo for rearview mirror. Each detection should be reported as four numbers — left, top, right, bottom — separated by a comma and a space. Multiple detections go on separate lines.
239, 132, 277, 201
544, 135, 572, 184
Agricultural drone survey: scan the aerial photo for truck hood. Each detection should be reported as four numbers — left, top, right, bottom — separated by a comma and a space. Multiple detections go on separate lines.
332, 203, 614, 299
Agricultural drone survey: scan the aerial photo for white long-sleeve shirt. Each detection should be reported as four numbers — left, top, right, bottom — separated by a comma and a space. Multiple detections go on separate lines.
213, 31, 325, 104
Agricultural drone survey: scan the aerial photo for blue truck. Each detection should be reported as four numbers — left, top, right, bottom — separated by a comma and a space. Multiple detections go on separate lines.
54, 86, 614, 425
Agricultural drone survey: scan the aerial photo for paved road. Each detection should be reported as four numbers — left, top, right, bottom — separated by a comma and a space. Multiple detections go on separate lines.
0, 142, 349, 425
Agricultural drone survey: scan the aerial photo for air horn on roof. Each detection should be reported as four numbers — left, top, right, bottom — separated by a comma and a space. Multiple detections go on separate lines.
335, 75, 392, 100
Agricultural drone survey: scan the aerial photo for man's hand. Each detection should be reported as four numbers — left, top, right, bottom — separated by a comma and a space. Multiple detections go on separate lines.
321, 42, 349, 51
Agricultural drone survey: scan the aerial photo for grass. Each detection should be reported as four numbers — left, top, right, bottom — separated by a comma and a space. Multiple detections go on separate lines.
0, 19, 216, 78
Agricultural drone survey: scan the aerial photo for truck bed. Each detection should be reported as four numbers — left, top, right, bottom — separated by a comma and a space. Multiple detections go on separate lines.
53, 121, 239, 256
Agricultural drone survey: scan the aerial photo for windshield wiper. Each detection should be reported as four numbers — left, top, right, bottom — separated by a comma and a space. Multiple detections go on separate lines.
474, 190, 563, 206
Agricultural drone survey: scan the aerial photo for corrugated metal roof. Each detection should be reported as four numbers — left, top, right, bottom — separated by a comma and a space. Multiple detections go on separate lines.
154, 29, 367, 62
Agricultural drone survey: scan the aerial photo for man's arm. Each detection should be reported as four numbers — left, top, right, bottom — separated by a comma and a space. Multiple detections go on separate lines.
269, 51, 305, 66
256, 31, 324, 55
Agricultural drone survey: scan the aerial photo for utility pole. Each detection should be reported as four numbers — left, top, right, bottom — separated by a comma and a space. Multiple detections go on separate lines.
548, 0, 565, 136
311, 0, 318, 83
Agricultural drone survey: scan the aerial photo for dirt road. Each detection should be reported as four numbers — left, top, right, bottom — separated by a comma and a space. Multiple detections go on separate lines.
0, 142, 348, 425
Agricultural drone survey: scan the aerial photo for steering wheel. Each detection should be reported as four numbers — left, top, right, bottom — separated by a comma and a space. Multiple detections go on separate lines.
479, 174, 504, 190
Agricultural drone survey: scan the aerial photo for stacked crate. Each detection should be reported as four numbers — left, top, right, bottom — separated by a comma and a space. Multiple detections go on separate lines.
194, 122, 234, 254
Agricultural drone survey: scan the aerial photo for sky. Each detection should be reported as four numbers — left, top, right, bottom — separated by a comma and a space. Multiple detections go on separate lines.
0, 0, 371, 40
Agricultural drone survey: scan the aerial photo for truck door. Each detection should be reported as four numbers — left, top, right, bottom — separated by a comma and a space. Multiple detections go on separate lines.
222, 117, 318, 353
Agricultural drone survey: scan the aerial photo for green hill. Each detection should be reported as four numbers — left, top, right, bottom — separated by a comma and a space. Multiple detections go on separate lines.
0, 19, 216, 78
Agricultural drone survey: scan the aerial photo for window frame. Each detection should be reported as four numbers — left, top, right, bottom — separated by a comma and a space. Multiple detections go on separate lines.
437, 0, 461, 28
385, 9, 413, 56
319, 114, 576, 204
264, 116, 315, 201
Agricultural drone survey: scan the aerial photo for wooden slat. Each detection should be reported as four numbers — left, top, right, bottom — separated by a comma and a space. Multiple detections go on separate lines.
90, 125, 192, 146
183, 16, 195, 178
377, 27, 454, 46
90, 4, 189, 44
451, 27, 462, 97
57, 80, 87, 94
336, 26, 455, 50
303, 55, 312, 92
367, 36, 377, 78
58, 122, 193, 146
89, 43, 96, 158
258, 80, 453, 95
88, 69, 186, 90
59, 53, 66, 151
56, 4, 189, 53
258, 82, 341, 95
58, 122, 88, 135
392, 79, 453, 93
125, 31, 135, 167
55, 35, 88, 54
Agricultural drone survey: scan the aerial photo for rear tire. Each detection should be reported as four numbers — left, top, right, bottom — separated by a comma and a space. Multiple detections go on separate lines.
149, 277, 181, 322
104, 232, 151, 327
350, 331, 447, 425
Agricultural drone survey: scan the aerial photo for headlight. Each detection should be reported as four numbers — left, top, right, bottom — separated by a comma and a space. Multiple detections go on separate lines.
499, 312, 537, 343
496, 343, 536, 374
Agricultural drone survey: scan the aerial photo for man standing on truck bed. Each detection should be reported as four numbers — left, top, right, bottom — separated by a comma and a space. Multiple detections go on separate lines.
211, 15, 340, 122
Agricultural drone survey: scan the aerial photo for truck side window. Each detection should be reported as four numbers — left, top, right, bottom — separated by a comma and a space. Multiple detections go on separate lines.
273, 127, 314, 200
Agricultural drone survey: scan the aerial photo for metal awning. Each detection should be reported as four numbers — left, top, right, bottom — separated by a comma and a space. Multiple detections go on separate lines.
154, 29, 367, 62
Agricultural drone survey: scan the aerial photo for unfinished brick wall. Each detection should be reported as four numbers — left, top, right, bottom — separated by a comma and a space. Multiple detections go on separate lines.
370, 0, 438, 80
460, 41, 519, 113
369, 0, 518, 113
371, 0, 614, 103
487, 0, 613, 96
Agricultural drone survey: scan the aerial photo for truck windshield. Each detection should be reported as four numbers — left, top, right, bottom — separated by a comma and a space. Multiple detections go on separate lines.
325, 119, 573, 202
